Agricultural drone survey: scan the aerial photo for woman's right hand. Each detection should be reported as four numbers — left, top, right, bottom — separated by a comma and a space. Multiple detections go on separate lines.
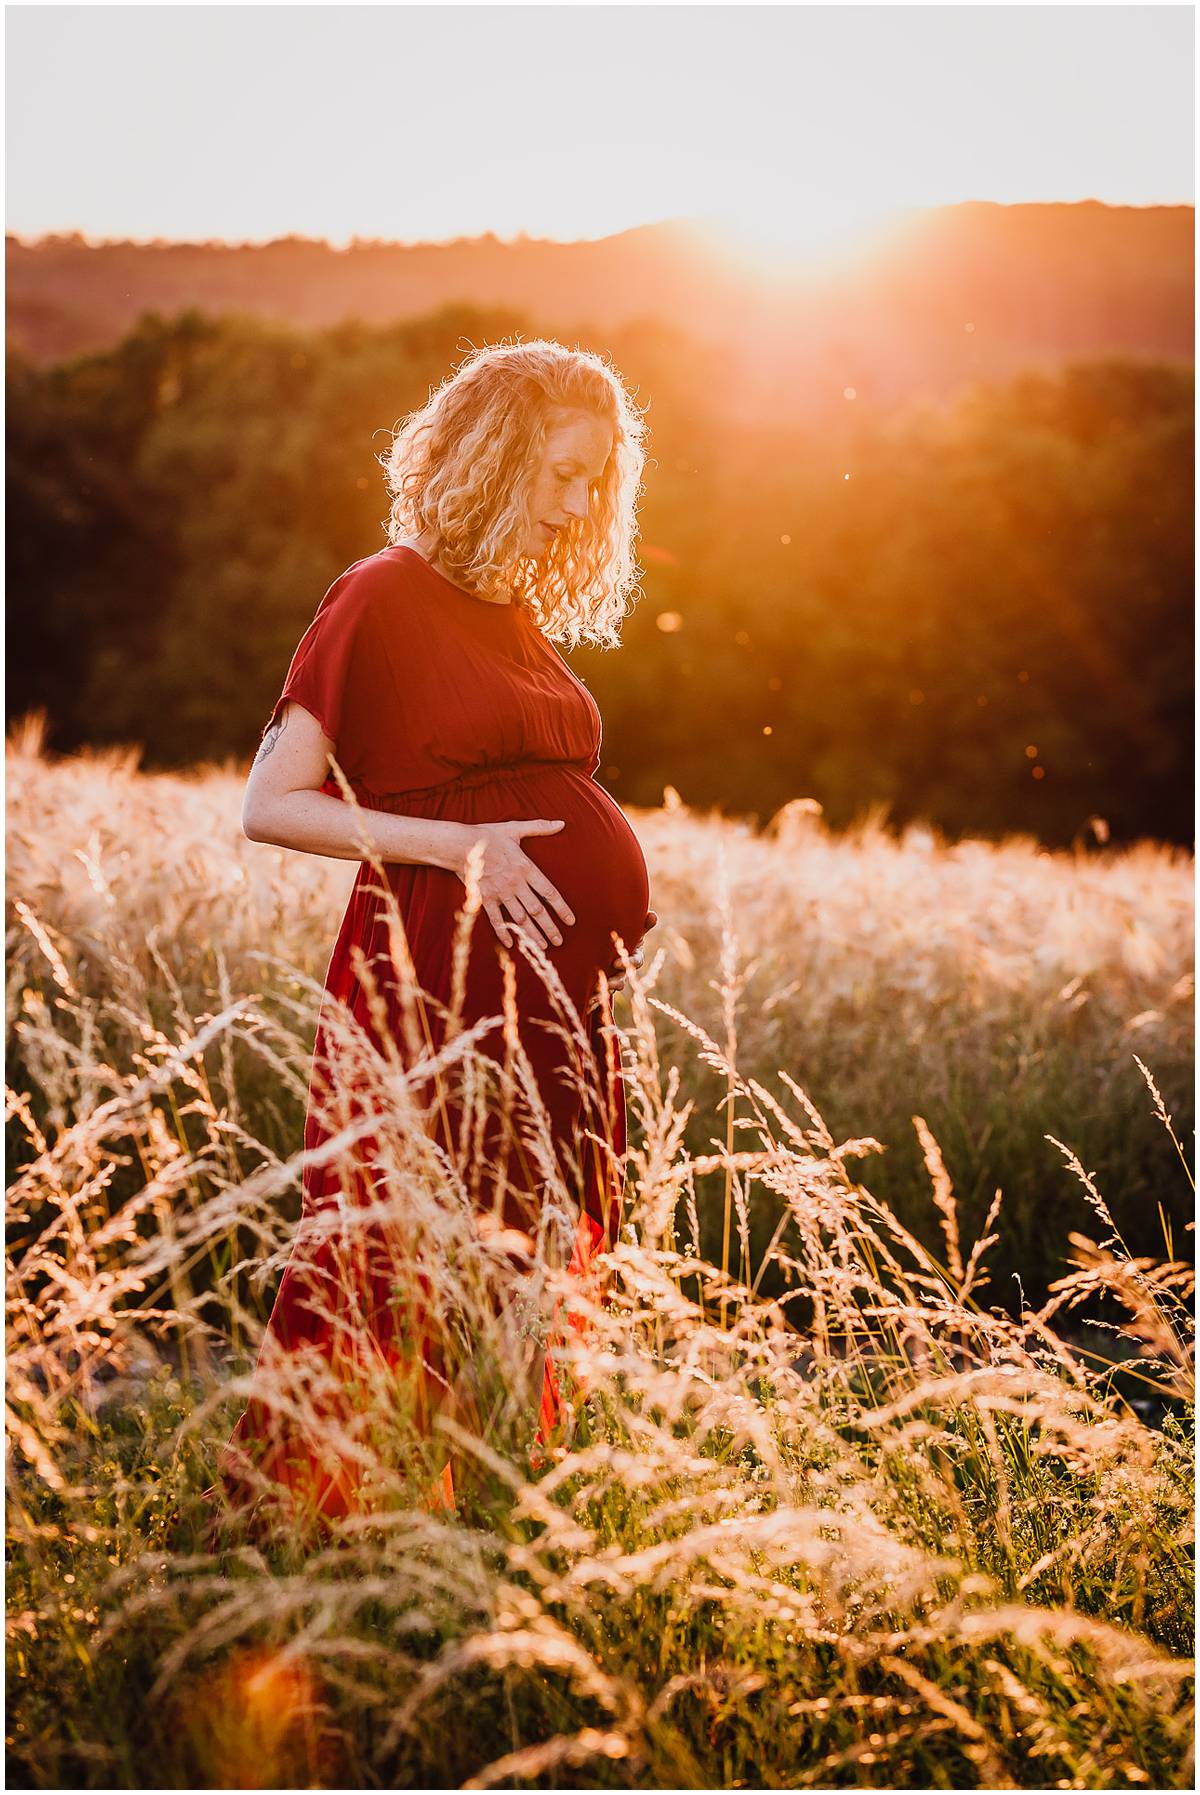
454, 819, 575, 951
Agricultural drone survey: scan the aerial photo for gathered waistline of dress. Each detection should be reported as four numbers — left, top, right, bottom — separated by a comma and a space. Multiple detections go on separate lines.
332, 756, 596, 811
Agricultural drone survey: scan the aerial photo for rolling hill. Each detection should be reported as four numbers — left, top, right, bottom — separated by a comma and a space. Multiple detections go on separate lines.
6, 201, 1192, 419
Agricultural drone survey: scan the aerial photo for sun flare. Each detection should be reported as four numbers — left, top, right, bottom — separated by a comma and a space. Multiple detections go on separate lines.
693, 198, 913, 280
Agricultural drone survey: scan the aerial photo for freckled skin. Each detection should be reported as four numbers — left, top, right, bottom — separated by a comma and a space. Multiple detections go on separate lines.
517, 410, 614, 562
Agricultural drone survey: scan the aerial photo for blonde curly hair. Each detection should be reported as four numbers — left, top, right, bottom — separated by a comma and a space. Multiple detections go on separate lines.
378, 337, 649, 648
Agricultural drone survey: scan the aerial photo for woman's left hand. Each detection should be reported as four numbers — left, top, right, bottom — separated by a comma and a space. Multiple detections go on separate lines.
605, 909, 658, 996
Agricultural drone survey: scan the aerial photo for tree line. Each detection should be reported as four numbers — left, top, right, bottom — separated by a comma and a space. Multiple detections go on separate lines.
6, 305, 1193, 846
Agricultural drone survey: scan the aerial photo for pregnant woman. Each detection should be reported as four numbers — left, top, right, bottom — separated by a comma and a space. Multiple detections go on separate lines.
218, 339, 655, 1528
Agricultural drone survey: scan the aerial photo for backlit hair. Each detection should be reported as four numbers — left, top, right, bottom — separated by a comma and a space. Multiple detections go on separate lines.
378, 337, 649, 648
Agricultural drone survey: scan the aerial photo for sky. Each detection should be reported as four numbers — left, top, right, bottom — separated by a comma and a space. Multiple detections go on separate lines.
5, 3, 1194, 261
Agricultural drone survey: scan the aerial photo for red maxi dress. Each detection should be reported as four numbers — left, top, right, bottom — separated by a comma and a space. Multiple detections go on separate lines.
221, 546, 651, 1520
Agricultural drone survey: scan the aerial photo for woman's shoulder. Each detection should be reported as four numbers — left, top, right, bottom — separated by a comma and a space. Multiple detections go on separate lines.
319, 546, 427, 625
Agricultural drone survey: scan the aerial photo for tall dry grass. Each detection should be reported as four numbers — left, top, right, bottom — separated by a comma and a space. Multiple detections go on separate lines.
7, 714, 1191, 1301
5, 720, 1195, 1789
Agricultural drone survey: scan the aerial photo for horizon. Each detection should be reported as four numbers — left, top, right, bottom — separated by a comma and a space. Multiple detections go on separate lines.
6, 6, 1192, 273
8, 195, 1193, 258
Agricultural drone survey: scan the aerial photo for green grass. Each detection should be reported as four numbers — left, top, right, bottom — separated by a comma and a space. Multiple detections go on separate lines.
6, 737, 1195, 1787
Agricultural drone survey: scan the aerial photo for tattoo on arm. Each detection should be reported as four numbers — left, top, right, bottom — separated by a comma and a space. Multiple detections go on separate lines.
253, 715, 286, 766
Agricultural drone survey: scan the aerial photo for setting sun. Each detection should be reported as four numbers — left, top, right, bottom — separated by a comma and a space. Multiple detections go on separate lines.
694, 198, 915, 280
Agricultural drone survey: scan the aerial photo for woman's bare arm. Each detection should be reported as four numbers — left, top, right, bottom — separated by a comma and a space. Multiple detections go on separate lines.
242, 700, 469, 871
242, 702, 576, 950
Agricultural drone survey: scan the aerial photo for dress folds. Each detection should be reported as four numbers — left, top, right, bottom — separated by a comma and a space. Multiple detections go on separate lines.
221, 546, 651, 1520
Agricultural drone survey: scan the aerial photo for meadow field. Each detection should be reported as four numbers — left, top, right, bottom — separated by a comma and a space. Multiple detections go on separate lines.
5, 719, 1195, 1789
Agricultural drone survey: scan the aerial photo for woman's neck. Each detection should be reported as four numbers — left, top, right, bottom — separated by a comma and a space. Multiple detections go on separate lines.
395, 534, 517, 607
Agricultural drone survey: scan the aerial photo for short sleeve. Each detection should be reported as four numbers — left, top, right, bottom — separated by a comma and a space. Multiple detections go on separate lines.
262, 563, 390, 781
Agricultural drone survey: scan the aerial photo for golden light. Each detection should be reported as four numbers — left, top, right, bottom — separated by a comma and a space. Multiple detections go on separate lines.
692, 198, 912, 281
655, 611, 683, 633
239, 1647, 316, 1717
184, 1645, 325, 1789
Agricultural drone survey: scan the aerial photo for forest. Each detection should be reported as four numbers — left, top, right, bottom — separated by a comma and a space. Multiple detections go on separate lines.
6, 303, 1194, 846
6, 255, 1195, 1795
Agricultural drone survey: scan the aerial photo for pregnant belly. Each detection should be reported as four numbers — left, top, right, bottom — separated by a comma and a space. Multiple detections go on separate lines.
411, 761, 651, 980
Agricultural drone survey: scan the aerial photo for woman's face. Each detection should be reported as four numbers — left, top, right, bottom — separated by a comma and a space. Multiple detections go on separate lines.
520, 408, 613, 562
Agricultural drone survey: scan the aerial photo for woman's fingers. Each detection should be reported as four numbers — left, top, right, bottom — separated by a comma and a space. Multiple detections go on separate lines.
514, 886, 562, 948
500, 885, 564, 951
485, 900, 555, 951
524, 864, 575, 930
603, 939, 646, 995
487, 887, 559, 954
485, 900, 512, 948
